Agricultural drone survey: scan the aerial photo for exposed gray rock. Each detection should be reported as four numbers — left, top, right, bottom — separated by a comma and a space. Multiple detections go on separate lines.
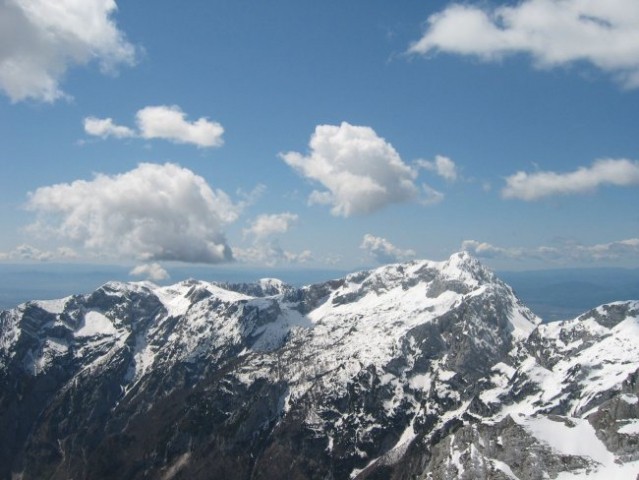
0, 254, 636, 480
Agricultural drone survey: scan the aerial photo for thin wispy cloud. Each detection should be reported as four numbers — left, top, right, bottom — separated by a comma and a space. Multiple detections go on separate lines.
416, 155, 458, 182
233, 243, 312, 267
237, 212, 310, 266
360, 234, 416, 264
281, 122, 431, 217
420, 184, 444, 206
502, 158, 639, 200
462, 238, 639, 262
0, 244, 77, 262
84, 105, 224, 148
408, 0, 639, 88
243, 213, 298, 241
26, 163, 238, 264
0, 0, 136, 102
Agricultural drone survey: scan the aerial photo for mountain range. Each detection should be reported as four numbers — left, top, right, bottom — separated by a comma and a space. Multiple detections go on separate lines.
0, 252, 637, 479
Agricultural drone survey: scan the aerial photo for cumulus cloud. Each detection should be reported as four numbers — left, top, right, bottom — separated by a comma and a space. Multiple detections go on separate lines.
0, 244, 77, 262
417, 155, 458, 182
136, 105, 224, 148
0, 0, 136, 102
281, 122, 424, 217
84, 105, 225, 148
243, 212, 298, 241
129, 263, 170, 282
83, 116, 135, 139
408, 0, 639, 88
360, 234, 416, 264
26, 163, 239, 264
502, 158, 639, 200
461, 238, 639, 262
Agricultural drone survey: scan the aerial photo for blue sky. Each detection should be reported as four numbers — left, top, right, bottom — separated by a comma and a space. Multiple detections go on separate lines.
1, 0, 639, 280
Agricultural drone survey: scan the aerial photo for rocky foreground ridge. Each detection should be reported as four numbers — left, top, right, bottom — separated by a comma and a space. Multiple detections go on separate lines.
0, 252, 638, 479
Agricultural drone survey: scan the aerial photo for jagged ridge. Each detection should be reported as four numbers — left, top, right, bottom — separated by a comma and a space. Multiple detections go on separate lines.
0, 253, 637, 479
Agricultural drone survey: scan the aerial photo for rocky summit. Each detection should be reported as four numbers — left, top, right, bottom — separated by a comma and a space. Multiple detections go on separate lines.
0, 252, 638, 479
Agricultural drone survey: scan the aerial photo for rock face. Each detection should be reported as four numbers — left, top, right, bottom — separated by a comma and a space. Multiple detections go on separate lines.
0, 252, 637, 479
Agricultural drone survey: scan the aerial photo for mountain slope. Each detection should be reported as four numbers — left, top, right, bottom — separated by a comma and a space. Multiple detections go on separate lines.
0, 253, 637, 479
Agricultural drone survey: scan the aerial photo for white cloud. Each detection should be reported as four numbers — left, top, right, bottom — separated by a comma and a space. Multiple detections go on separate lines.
26, 163, 239, 263
0, 0, 136, 102
237, 211, 308, 266
129, 263, 170, 282
360, 234, 416, 264
421, 184, 445, 206
83, 116, 135, 139
84, 105, 225, 148
502, 158, 639, 200
585, 238, 639, 260
0, 244, 77, 262
281, 122, 423, 217
417, 155, 458, 182
236, 184, 267, 208
408, 0, 639, 88
243, 212, 298, 241
136, 105, 224, 148
461, 240, 522, 260
234, 243, 312, 267
461, 238, 639, 262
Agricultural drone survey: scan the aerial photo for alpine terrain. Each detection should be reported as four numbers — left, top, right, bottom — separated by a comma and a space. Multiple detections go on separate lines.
0, 252, 638, 479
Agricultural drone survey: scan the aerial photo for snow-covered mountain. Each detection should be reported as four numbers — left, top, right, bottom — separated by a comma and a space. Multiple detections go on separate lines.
0, 252, 637, 479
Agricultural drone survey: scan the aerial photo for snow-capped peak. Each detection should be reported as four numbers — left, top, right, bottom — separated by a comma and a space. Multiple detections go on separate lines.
257, 278, 290, 295
1, 258, 637, 479
440, 251, 495, 286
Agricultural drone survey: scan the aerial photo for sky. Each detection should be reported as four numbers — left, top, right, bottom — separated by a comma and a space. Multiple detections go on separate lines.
1, 0, 639, 282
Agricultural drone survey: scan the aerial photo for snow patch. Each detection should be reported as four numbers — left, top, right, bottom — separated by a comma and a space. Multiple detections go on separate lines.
618, 420, 639, 435
555, 460, 639, 480
489, 459, 521, 479
438, 370, 456, 381
409, 373, 431, 391
515, 415, 612, 465
75, 311, 117, 337
35, 297, 71, 314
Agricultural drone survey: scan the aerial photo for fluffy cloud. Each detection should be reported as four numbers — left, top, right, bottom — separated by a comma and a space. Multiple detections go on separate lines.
417, 155, 458, 182
136, 105, 224, 148
462, 238, 639, 262
360, 234, 416, 264
84, 105, 224, 148
243, 213, 298, 241
502, 158, 639, 200
281, 122, 426, 217
83, 117, 135, 139
408, 0, 639, 88
129, 263, 170, 282
26, 163, 239, 263
0, 0, 135, 102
